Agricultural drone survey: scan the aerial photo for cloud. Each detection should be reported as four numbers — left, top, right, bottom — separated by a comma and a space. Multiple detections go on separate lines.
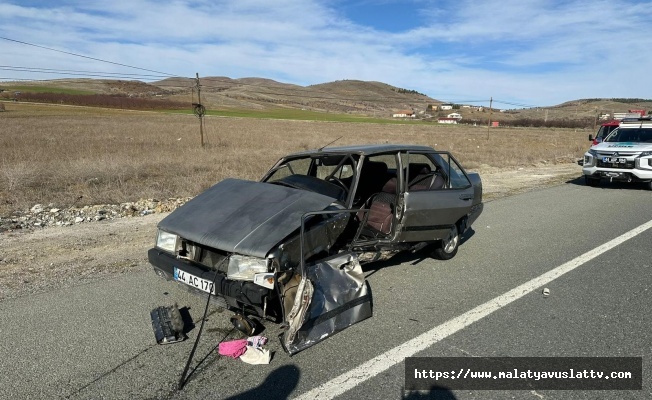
1, 0, 651, 106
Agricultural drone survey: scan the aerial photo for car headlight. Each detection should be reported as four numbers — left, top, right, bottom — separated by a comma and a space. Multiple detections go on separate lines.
635, 151, 652, 169
156, 230, 178, 253
584, 150, 597, 167
227, 255, 269, 281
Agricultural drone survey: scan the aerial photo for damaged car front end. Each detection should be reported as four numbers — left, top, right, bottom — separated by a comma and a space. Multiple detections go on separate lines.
148, 144, 482, 354
147, 178, 354, 324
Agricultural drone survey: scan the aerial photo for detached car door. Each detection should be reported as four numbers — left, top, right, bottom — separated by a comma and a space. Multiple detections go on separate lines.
281, 251, 372, 355
397, 151, 476, 243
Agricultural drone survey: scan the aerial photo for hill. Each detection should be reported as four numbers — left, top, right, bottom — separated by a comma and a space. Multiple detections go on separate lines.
153, 77, 435, 116
1, 77, 651, 124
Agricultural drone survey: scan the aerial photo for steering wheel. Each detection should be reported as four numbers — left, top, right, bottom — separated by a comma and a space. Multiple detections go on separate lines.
326, 176, 350, 197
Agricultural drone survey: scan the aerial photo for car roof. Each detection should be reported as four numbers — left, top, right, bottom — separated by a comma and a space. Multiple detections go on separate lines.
619, 116, 652, 128
285, 144, 436, 158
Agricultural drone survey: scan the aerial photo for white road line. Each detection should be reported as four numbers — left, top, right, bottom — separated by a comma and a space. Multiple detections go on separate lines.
295, 219, 652, 400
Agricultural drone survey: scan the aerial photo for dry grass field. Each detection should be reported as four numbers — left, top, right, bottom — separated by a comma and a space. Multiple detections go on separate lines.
0, 102, 590, 216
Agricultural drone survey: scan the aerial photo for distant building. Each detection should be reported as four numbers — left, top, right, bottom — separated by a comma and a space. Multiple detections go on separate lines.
437, 117, 458, 124
392, 110, 415, 118
440, 104, 453, 110
447, 112, 462, 120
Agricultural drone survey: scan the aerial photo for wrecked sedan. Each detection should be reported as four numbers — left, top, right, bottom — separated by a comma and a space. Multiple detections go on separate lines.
148, 144, 483, 354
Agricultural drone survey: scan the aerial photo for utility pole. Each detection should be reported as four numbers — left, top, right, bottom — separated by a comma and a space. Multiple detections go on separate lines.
193, 73, 206, 147
593, 107, 598, 130
486, 97, 493, 139
575, 103, 578, 120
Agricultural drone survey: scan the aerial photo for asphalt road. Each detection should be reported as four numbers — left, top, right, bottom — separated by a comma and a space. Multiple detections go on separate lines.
1, 180, 651, 400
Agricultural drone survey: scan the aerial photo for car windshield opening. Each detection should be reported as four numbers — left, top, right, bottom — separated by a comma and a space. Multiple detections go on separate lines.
605, 128, 652, 143
265, 154, 358, 202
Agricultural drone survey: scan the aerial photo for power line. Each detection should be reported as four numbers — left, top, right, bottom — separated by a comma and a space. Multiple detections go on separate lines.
492, 99, 540, 109
0, 77, 42, 81
0, 47, 546, 107
0, 65, 158, 76
0, 65, 172, 80
1, 37, 549, 108
0, 71, 497, 107
0, 70, 544, 108
1, 70, 421, 103
0, 59, 500, 106
0, 36, 177, 77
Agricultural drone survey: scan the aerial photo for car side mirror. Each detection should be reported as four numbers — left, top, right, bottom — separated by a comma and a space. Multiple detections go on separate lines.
588, 134, 594, 141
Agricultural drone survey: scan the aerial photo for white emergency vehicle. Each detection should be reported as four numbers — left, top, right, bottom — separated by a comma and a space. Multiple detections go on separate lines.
582, 117, 652, 189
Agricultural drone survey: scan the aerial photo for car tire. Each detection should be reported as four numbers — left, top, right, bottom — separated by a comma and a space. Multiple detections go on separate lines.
432, 224, 459, 260
585, 175, 600, 187
645, 180, 652, 191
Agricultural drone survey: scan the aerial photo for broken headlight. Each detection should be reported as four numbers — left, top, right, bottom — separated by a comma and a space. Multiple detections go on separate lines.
227, 255, 269, 281
156, 230, 178, 254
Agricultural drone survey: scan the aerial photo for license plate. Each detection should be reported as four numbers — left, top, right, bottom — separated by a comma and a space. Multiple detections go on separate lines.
174, 267, 215, 294
602, 157, 626, 163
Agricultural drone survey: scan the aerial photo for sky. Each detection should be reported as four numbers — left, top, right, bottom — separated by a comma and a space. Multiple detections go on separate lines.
1, 0, 651, 108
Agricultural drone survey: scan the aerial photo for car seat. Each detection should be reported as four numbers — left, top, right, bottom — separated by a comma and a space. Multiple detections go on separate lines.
359, 177, 397, 236
407, 163, 445, 191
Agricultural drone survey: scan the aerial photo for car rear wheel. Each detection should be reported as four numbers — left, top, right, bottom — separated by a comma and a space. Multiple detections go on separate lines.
432, 224, 459, 260
585, 175, 600, 187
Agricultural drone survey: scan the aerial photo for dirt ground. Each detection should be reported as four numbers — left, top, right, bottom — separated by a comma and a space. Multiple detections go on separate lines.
0, 163, 583, 301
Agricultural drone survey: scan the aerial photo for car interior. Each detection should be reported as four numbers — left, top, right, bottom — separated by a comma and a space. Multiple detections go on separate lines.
355, 157, 447, 239
266, 153, 450, 239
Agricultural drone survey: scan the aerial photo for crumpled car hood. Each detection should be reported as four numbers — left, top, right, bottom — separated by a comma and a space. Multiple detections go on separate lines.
157, 178, 336, 258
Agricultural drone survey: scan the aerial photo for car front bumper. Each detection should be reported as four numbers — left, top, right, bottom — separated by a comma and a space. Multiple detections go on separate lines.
582, 165, 652, 181
582, 153, 652, 181
147, 248, 272, 317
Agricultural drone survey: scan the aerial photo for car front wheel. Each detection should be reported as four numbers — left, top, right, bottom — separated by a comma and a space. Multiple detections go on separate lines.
645, 180, 652, 191
432, 224, 459, 260
585, 175, 600, 187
